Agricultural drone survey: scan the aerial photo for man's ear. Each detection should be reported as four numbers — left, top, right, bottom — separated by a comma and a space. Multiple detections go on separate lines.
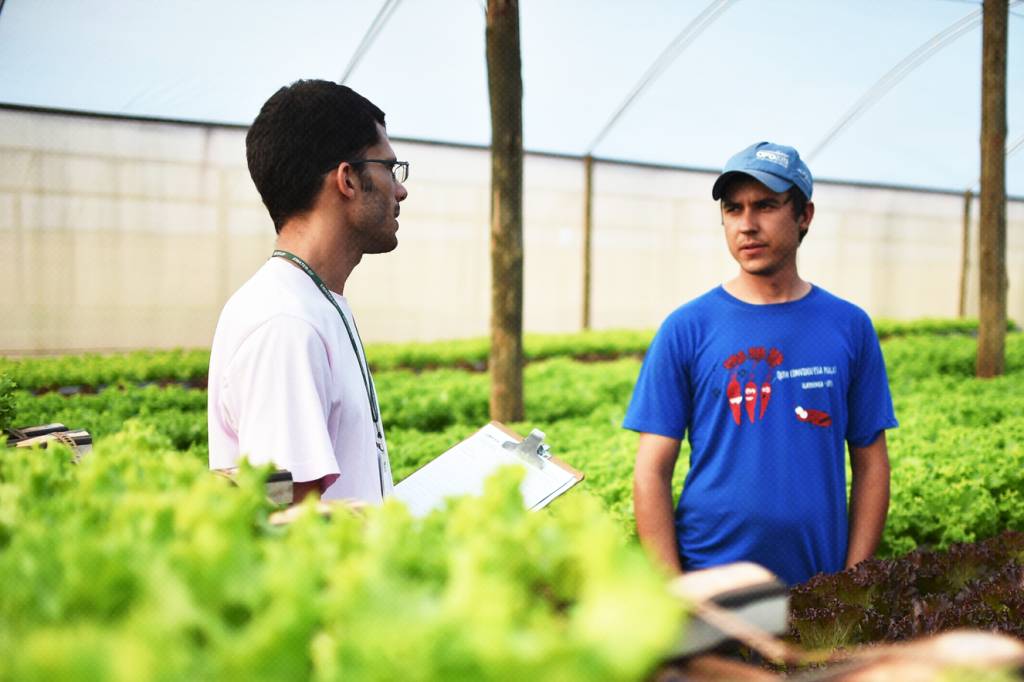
799, 201, 815, 231
331, 162, 359, 199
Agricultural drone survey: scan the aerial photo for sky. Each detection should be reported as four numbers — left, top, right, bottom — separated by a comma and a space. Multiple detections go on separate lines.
0, 0, 1022, 195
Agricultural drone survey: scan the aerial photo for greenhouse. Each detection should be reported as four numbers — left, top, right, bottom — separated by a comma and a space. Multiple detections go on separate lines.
1, 1, 1023, 679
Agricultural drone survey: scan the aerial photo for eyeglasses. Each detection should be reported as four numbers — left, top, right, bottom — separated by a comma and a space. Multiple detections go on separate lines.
349, 159, 409, 183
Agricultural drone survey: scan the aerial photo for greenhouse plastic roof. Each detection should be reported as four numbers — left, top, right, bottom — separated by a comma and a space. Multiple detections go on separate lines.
0, 0, 1022, 195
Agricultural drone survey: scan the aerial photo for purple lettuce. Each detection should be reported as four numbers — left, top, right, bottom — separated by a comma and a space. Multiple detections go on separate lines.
788, 531, 1024, 649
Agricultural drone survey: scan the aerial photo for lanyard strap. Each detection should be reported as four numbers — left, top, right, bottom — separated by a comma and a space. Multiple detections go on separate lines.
270, 250, 381, 440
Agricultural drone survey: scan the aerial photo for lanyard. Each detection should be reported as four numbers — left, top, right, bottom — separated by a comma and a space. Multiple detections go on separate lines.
270, 250, 383, 450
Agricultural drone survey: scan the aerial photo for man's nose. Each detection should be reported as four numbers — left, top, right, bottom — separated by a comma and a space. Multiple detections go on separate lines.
395, 180, 408, 202
737, 207, 758, 231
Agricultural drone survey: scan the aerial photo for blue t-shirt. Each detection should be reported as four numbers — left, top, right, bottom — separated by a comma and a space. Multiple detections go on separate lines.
623, 285, 897, 585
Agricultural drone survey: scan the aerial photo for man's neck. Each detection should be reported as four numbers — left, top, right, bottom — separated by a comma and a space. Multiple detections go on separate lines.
275, 216, 361, 294
723, 270, 811, 305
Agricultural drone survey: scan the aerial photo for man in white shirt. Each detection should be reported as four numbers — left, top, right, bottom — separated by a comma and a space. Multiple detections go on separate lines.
208, 80, 409, 504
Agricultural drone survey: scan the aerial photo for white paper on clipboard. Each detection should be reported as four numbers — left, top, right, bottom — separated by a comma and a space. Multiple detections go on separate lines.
392, 422, 583, 518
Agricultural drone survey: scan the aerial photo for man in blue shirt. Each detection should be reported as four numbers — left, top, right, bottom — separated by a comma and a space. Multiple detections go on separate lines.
623, 142, 897, 586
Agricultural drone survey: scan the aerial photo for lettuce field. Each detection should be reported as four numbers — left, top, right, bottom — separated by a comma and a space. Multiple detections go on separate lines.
1, 321, 1022, 679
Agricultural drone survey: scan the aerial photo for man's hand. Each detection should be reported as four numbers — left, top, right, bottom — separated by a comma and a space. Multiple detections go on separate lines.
846, 431, 891, 568
634, 432, 684, 574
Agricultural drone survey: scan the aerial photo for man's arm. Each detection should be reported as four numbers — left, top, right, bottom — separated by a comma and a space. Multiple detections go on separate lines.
634, 432, 684, 574
846, 431, 891, 568
291, 475, 338, 504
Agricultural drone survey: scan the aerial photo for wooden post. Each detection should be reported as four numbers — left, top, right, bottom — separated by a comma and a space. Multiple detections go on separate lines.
582, 155, 594, 330
958, 190, 971, 318
486, 0, 525, 421
977, 0, 1008, 378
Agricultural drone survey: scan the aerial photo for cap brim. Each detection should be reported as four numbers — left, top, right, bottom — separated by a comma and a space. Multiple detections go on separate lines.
712, 170, 794, 200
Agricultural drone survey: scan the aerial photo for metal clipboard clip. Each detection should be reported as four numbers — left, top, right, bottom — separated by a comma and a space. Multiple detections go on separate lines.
502, 428, 552, 467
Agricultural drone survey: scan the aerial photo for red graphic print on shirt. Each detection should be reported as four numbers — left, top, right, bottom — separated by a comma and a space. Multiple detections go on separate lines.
722, 346, 782, 426
744, 380, 757, 423
723, 350, 746, 425
795, 406, 832, 427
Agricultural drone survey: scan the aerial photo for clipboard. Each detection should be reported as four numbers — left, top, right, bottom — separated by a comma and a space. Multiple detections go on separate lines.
392, 421, 584, 518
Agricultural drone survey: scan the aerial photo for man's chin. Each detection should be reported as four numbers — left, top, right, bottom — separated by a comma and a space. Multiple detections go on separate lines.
739, 262, 780, 277
366, 236, 398, 255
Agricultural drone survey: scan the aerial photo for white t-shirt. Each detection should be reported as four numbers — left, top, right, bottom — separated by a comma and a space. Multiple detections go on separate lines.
208, 257, 394, 503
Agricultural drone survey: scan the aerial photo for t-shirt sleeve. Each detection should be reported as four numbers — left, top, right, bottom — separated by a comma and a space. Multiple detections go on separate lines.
219, 316, 342, 484
845, 314, 899, 447
622, 315, 692, 439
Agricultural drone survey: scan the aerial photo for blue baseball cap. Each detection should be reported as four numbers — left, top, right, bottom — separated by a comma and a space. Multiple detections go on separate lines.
711, 141, 813, 201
